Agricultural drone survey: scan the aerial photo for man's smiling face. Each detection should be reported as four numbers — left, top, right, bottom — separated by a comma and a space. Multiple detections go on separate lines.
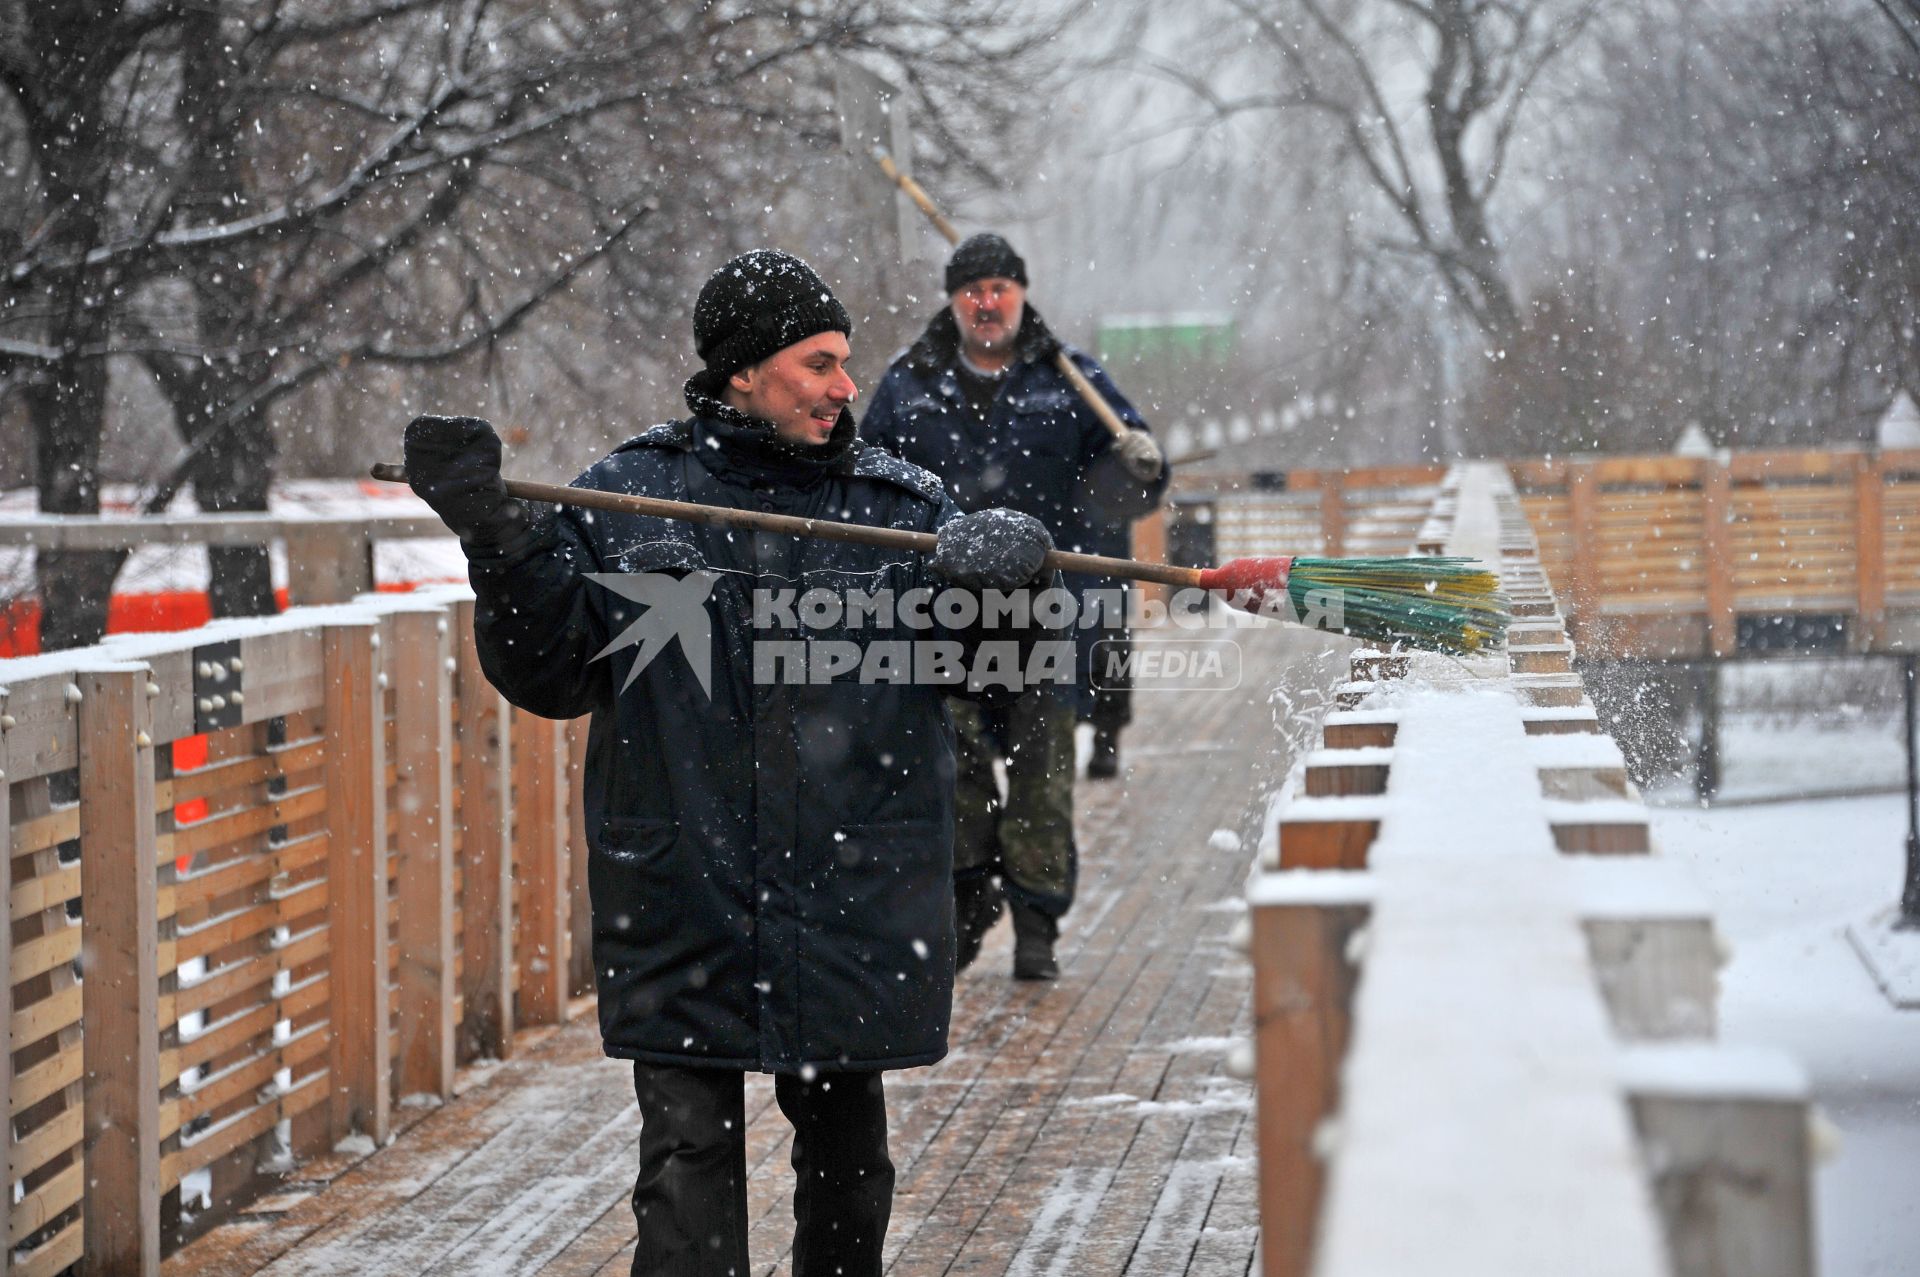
726, 330, 857, 445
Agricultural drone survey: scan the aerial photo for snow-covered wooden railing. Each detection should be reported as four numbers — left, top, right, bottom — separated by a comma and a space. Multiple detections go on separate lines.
0, 589, 588, 1275
1243, 462, 1814, 1277
0, 510, 446, 607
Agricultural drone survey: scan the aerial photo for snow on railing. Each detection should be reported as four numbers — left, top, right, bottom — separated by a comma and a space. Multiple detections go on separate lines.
1239, 462, 1814, 1277
0, 586, 588, 1274
0, 509, 451, 611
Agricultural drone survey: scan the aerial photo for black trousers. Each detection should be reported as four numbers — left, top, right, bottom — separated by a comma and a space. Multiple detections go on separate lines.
630, 1063, 893, 1277
1077, 628, 1133, 730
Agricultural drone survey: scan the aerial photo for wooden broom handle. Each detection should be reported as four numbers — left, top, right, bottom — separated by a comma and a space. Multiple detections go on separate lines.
370, 463, 1204, 589
1050, 352, 1133, 441
876, 153, 962, 245
871, 151, 1131, 442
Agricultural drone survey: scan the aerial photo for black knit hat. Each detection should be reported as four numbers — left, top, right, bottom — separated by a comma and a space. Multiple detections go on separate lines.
944, 233, 1028, 294
694, 250, 852, 377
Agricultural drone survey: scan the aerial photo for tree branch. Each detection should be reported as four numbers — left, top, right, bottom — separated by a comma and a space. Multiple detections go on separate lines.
1869, 0, 1920, 60
135, 198, 655, 513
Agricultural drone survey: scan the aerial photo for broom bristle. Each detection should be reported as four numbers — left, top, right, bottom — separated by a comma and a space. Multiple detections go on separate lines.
1286, 556, 1508, 654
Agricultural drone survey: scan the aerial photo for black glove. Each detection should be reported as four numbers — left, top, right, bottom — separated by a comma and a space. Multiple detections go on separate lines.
931, 508, 1053, 592
403, 415, 530, 547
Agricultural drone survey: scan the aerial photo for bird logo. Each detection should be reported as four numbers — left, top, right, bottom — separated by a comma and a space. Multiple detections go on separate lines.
585, 571, 722, 698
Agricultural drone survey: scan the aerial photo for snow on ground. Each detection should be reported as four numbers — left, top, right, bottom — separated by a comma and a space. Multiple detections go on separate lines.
1644, 721, 1906, 808
1653, 793, 1920, 1277
1712, 723, 1906, 803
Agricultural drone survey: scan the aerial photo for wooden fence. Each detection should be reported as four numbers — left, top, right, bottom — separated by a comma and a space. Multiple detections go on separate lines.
1184, 464, 1450, 564
1, 586, 589, 1274
1244, 463, 1814, 1277
1511, 449, 1918, 655
1181, 447, 1920, 658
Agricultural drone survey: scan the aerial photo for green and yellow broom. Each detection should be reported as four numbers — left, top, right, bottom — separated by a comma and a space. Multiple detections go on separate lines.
371, 464, 1508, 654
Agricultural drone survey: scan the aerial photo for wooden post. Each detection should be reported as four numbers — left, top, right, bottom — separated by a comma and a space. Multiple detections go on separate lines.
323, 623, 391, 1143
567, 718, 595, 998
79, 668, 162, 1274
284, 527, 375, 607
454, 603, 515, 1061
1567, 460, 1601, 641
512, 709, 569, 1026
151, 732, 182, 1243
1703, 460, 1737, 658
1857, 453, 1887, 651
1695, 664, 1722, 803
1, 757, 12, 1261
1277, 818, 1380, 870
1319, 472, 1346, 559
391, 610, 455, 1099
1585, 917, 1719, 1040
1252, 895, 1370, 1277
1626, 1057, 1815, 1277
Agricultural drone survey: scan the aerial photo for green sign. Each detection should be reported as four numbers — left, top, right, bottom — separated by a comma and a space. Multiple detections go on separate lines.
1096, 311, 1236, 367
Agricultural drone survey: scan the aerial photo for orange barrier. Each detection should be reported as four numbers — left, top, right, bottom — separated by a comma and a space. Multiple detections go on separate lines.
0, 583, 451, 657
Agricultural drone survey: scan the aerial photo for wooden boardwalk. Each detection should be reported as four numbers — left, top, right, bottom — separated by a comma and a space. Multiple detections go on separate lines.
166, 625, 1336, 1277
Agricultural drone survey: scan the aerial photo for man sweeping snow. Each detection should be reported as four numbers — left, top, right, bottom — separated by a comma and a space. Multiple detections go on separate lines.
402, 250, 1055, 1275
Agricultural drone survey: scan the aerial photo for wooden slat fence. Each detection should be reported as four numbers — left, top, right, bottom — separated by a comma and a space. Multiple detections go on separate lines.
1191, 447, 1920, 657
1, 585, 584, 1274
1192, 464, 1450, 563
1510, 449, 1917, 654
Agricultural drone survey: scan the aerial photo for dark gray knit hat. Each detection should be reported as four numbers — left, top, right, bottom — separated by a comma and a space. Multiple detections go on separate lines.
944, 232, 1028, 294
694, 250, 852, 377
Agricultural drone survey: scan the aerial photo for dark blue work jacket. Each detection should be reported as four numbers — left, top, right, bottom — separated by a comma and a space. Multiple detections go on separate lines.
465, 394, 1046, 1072
859, 305, 1168, 558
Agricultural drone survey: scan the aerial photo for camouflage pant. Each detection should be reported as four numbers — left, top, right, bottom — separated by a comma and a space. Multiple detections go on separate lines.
949, 690, 1077, 918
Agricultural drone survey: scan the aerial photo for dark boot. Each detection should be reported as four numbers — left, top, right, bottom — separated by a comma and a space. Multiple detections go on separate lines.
954, 872, 1004, 974
1086, 726, 1120, 779
1010, 902, 1060, 981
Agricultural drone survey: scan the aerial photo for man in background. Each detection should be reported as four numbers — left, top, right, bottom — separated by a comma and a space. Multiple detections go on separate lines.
861, 233, 1168, 980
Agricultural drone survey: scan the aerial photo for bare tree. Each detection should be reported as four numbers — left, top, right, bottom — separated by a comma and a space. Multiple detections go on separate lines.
1123, 0, 1919, 457
0, 1, 164, 647
1544, 0, 1920, 448
0, 0, 1052, 648
0, 1, 658, 642
1146, 0, 1598, 350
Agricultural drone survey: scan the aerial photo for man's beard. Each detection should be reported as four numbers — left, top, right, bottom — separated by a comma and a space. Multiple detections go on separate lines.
963, 309, 1021, 358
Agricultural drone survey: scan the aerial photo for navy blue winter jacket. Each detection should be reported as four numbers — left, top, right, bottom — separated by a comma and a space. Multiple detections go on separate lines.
860, 306, 1169, 558
465, 386, 1052, 1072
